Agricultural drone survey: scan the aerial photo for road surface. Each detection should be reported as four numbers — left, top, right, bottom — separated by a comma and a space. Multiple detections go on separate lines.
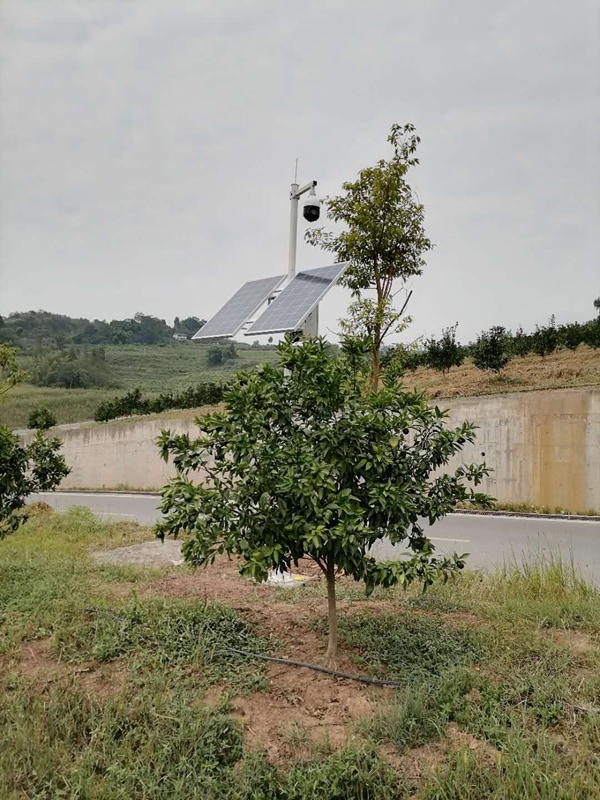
34, 491, 600, 580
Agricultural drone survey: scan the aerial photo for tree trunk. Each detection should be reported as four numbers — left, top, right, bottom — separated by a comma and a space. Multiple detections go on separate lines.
371, 318, 382, 392
370, 345, 380, 393
325, 562, 338, 666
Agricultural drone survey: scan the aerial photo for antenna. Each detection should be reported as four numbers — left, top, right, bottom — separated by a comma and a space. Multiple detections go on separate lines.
294, 157, 298, 183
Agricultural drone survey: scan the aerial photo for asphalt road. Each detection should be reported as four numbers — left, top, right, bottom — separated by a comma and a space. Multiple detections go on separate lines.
34, 491, 600, 580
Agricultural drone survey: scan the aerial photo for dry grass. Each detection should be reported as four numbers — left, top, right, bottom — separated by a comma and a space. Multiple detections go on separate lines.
404, 345, 600, 399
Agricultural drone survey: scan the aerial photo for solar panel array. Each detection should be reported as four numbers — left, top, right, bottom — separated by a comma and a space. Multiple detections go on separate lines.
246, 263, 348, 335
192, 275, 284, 340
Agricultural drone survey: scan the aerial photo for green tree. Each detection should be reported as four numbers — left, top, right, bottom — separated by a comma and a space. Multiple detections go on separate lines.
1, 354, 69, 538
0, 344, 29, 398
425, 324, 464, 375
28, 407, 57, 431
0, 427, 70, 538
594, 297, 600, 316
472, 326, 512, 373
306, 123, 433, 390
156, 338, 491, 664
206, 347, 224, 367
533, 315, 558, 358
510, 326, 532, 357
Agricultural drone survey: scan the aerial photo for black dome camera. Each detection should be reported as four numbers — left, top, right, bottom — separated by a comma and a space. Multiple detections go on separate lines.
303, 191, 322, 222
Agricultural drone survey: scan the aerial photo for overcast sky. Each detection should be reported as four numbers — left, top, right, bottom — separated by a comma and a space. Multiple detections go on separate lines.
1, 0, 598, 344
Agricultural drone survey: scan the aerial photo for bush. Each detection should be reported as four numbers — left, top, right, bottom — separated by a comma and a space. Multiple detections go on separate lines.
94, 382, 226, 422
206, 343, 237, 368
425, 323, 464, 374
0, 426, 69, 538
472, 326, 512, 373
532, 315, 558, 358
381, 345, 424, 373
509, 327, 532, 357
27, 407, 57, 431
32, 347, 115, 389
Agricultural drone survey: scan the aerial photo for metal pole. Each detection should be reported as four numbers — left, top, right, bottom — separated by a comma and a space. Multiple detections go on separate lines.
288, 183, 299, 283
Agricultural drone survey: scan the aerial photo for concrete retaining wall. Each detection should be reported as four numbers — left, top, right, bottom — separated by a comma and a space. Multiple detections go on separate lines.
443, 388, 600, 511
18, 387, 600, 511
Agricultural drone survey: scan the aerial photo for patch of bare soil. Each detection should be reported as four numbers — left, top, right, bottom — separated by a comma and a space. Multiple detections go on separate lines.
92, 539, 184, 566
551, 629, 597, 655
379, 724, 498, 790
445, 723, 498, 766
380, 741, 446, 785
17, 639, 62, 683
17, 639, 127, 699
101, 582, 135, 600
227, 662, 389, 763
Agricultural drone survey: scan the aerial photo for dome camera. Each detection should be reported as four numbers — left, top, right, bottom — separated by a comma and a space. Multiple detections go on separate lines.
303, 191, 322, 223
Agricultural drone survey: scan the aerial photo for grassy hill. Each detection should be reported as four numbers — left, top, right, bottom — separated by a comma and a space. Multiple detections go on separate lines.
1, 343, 278, 429
404, 345, 600, 399
3, 343, 599, 430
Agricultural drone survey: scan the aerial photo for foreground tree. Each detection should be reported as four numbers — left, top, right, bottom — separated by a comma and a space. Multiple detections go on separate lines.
472, 326, 512, 373
156, 339, 491, 664
306, 123, 433, 390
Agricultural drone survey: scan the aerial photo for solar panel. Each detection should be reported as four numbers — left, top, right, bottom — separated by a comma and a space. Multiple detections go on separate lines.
245, 263, 348, 336
192, 275, 285, 340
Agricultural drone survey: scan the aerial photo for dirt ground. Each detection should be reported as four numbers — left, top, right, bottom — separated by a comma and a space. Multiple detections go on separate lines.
19, 546, 505, 780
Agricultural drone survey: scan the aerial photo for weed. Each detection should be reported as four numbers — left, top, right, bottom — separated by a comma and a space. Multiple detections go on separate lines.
53, 599, 268, 690
335, 611, 485, 684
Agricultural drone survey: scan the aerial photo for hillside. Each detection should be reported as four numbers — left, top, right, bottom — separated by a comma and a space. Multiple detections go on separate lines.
403, 345, 600, 398
1, 343, 278, 429
3, 342, 599, 430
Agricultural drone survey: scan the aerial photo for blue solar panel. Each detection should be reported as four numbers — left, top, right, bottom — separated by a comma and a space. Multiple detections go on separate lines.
192, 275, 285, 340
245, 263, 348, 336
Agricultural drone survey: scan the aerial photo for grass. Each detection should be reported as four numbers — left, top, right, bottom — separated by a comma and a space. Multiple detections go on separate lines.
2, 507, 600, 797
474, 500, 600, 517
2, 344, 278, 429
103, 343, 279, 391
405, 344, 600, 399
0, 383, 137, 430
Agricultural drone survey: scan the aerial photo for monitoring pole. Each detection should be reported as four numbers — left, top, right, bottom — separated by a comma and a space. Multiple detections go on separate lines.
288, 179, 318, 284
288, 182, 300, 284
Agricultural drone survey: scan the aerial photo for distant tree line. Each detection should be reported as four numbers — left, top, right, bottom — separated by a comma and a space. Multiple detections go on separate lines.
383, 298, 600, 376
94, 383, 226, 422
0, 310, 206, 349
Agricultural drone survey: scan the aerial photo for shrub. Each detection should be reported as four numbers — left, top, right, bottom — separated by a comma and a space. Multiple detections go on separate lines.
559, 322, 585, 351
0, 426, 69, 538
32, 347, 115, 389
425, 323, 464, 374
510, 326, 532, 357
381, 345, 424, 373
206, 343, 237, 368
532, 316, 558, 358
94, 382, 226, 422
27, 407, 57, 431
472, 326, 512, 373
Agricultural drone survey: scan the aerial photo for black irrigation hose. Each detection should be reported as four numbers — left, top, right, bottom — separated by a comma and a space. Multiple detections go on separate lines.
85, 607, 404, 687
226, 647, 404, 688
